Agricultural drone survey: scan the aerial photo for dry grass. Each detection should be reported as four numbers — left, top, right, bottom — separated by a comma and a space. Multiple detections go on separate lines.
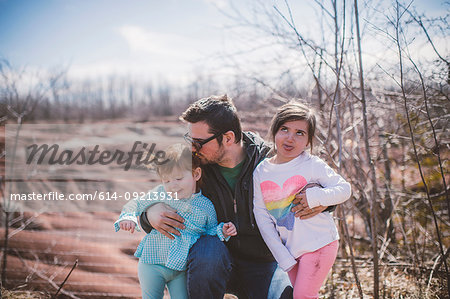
1, 288, 51, 299
321, 256, 448, 298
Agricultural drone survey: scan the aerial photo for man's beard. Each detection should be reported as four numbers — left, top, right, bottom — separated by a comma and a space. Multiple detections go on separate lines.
197, 145, 225, 165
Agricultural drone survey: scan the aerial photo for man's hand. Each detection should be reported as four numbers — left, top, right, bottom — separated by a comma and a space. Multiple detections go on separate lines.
146, 203, 185, 240
291, 183, 328, 219
222, 222, 237, 238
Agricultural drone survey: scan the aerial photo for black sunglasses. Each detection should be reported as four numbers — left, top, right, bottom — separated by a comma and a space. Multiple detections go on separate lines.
184, 132, 223, 151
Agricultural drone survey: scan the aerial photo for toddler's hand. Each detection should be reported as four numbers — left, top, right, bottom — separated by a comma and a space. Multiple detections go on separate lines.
222, 222, 237, 238
120, 220, 136, 233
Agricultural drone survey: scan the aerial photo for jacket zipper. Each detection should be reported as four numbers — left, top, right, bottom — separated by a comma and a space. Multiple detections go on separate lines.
233, 196, 240, 248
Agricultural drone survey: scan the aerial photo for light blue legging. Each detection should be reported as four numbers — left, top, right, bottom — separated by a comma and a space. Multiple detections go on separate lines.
138, 261, 188, 299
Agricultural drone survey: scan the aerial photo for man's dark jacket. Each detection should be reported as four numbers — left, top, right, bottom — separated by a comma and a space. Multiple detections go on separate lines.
201, 131, 274, 262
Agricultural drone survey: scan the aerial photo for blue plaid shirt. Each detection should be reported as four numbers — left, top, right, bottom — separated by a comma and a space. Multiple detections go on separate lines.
114, 185, 228, 271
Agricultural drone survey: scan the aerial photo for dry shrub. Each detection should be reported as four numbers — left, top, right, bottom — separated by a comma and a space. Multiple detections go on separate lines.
1, 288, 50, 299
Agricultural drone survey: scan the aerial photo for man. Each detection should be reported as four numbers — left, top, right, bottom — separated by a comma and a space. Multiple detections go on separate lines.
140, 95, 330, 298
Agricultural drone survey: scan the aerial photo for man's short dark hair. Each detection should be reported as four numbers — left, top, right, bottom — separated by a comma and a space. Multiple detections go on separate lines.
181, 94, 242, 144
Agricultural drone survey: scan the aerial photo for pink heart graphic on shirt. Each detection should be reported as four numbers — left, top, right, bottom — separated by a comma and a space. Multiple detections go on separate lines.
260, 175, 307, 203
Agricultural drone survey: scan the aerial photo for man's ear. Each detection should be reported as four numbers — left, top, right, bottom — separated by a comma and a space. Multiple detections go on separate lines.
222, 131, 235, 145
193, 167, 202, 181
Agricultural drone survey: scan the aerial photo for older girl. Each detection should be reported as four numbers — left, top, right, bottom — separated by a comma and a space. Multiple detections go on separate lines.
253, 102, 351, 299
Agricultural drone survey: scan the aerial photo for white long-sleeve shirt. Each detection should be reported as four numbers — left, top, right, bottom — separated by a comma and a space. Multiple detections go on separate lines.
253, 151, 351, 272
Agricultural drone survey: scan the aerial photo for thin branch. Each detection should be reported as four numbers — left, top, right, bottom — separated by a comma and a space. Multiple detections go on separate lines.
354, 0, 380, 297
15, 250, 80, 299
53, 259, 78, 299
400, 3, 449, 65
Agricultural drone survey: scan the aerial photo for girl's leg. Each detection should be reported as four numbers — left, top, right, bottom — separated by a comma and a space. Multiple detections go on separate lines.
292, 240, 339, 299
138, 261, 167, 299
167, 271, 188, 299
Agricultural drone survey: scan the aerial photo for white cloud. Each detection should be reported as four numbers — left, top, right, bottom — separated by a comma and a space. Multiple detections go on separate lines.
117, 25, 200, 59
201, 0, 229, 10
61, 25, 220, 82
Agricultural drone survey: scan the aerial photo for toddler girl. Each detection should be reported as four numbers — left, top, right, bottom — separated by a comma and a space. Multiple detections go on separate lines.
115, 144, 236, 299
253, 102, 351, 299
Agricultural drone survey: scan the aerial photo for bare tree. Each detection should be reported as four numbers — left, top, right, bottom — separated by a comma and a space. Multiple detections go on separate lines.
0, 60, 66, 288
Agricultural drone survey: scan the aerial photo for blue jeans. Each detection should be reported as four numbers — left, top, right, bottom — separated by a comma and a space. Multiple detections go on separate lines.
186, 235, 293, 299
138, 261, 188, 299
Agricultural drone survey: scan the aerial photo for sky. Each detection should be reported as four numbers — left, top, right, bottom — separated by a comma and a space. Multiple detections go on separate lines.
1, 0, 233, 82
0, 0, 447, 84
